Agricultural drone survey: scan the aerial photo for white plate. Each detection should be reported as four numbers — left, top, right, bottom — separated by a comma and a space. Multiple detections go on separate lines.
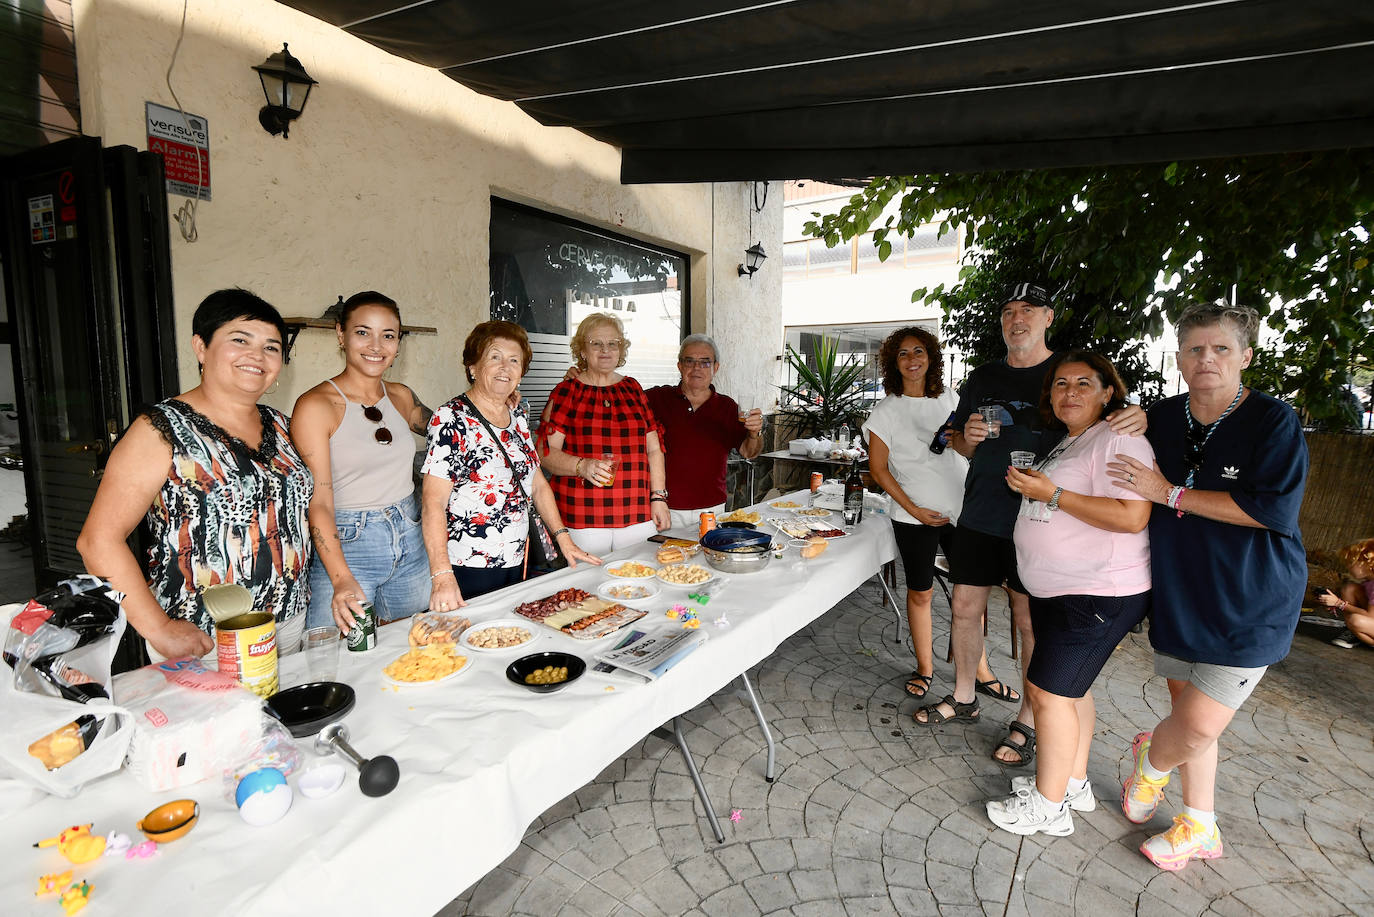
605, 561, 659, 579
795, 507, 832, 518
461, 618, 538, 653
596, 580, 661, 603
382, 649, 473, 687
655, 564, 717, 589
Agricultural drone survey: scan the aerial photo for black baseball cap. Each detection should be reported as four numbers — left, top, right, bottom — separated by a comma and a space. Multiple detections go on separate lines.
999, 282, 1053, 310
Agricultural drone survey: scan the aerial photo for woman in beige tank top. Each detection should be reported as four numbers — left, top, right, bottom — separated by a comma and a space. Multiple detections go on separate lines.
291, 292, 433, 633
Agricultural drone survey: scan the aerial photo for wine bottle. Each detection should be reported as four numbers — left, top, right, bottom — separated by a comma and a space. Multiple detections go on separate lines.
843, 459, 864, 527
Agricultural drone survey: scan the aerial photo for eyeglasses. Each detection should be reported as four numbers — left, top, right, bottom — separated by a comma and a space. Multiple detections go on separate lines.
363, 404, 393, 445
680, 358, 716, 369
587, 340, 622, 351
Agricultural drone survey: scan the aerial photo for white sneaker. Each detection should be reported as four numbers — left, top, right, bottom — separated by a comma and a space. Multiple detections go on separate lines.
1011, 775, 1096, 812
986, 787, 1074, 836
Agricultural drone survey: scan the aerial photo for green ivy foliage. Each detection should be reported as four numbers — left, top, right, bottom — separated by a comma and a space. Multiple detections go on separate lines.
802, 151, 1374, 427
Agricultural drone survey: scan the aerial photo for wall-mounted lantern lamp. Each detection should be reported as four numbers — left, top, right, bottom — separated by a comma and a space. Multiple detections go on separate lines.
738, 242, 767, 277
252, 43, 317, 138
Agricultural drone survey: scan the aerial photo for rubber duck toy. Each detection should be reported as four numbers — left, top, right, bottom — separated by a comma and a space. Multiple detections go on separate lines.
34, 870, 73, 896
58, 879, 93, 915
33, 825, 105, 865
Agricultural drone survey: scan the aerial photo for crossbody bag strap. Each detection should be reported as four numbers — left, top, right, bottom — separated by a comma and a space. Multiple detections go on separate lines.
458, 394, 533, 508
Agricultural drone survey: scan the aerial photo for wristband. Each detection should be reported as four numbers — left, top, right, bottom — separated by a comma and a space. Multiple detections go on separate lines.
650, 496, 668, 504
550, 527, 570, 539
574, 458, 584, 478
431, 569, 454, 580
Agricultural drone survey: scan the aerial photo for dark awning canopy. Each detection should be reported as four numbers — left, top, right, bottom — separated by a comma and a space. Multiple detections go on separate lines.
280, 0, 1374, 183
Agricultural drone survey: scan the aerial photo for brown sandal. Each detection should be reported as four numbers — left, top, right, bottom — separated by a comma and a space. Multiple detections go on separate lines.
914, 694, 980, 726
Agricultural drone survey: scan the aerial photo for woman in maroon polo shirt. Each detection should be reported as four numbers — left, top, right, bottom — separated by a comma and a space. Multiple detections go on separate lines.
540, 313, 671, 554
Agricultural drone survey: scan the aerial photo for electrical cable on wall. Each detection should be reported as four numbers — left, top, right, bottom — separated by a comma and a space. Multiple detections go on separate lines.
165, 0, 200, 243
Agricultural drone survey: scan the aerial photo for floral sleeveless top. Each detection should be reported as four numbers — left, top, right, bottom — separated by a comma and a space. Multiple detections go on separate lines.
143, 399, 313, 634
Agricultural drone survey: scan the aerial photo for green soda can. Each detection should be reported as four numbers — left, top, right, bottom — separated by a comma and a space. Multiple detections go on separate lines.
346, 601, 377, 652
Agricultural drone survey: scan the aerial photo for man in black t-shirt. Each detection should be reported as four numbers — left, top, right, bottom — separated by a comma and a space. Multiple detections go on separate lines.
915, 283, 1146, 768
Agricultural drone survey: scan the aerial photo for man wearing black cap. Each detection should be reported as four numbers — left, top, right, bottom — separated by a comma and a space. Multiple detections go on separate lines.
914, 283, 1146, 767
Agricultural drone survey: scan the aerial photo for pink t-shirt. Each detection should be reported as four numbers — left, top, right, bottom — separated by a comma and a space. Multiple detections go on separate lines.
1014, 422, 1154, 598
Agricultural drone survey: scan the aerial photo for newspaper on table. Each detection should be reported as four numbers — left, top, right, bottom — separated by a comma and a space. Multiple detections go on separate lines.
591, 629, 707, 684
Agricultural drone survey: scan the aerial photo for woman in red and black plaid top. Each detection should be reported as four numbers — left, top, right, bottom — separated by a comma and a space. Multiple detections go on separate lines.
540, 313, 671, 554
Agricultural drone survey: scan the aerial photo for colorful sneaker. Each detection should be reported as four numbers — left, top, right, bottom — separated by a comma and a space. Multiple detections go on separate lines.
1012, 775, 1096, 812
1140, 813, 1223, 870
1121, 731, 1169, 824
986, 787, 1074, 837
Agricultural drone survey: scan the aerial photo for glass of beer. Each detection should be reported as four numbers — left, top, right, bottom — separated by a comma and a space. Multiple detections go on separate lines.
601, 452, 617, 487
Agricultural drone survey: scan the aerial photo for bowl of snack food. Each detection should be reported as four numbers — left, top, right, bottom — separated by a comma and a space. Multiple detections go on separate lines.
266, 682, 356, 738
505, 651, 586, 694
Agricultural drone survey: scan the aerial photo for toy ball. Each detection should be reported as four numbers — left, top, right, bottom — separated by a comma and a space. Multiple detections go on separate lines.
236, 768, 292, 827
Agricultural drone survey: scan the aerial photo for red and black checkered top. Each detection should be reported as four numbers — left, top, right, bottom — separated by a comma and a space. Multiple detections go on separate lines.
541, 376, 663, 529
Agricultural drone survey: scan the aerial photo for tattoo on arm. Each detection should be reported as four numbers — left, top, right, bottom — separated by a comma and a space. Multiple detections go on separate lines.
309, 524, 333, 556
411, 397, 434, 436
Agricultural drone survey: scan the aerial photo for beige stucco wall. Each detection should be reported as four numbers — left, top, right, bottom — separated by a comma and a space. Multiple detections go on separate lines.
71, 0, 783, 418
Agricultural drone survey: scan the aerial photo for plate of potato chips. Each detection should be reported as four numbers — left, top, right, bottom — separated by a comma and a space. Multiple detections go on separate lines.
382, 644, 471, 686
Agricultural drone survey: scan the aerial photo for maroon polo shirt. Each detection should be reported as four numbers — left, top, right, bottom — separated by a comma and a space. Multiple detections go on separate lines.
646, 384, 749, 510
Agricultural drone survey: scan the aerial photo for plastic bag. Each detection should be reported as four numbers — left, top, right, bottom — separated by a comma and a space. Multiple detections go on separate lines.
220, 717, 302, 803
0, 577, 135, 798
114, 656, 266, 791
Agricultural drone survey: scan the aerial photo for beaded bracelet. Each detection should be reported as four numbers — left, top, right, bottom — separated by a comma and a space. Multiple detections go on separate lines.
430, 569, 454, 580
549, 527, 570, 539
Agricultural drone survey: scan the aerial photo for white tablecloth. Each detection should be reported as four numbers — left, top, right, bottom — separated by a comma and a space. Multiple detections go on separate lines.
1, 493, 895, 916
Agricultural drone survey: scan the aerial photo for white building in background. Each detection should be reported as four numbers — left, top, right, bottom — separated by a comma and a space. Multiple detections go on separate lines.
781, 181, 965, 397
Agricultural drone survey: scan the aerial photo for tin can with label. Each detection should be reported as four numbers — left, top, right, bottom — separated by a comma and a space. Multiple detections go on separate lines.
810, 471, 823, 493
698, 512, 717, 540
346, 602, 377, 653
216, 611, 278, 698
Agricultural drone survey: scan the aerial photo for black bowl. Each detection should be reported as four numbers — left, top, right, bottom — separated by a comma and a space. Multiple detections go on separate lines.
266, 682, 356, 737
718, 520, 757, 530
505, 651, 586, 694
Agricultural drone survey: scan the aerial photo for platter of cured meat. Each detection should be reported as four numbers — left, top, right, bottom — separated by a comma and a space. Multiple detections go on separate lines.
513, 587, 648, 641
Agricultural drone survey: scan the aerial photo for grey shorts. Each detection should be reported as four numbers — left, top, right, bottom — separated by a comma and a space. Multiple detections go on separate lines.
1153, 651, 1267, 710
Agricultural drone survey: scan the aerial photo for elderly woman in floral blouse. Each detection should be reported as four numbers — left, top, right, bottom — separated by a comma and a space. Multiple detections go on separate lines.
423, 321, 599, 607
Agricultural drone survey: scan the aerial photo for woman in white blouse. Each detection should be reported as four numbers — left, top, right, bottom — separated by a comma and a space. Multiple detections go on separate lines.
862, 326, 1005, 702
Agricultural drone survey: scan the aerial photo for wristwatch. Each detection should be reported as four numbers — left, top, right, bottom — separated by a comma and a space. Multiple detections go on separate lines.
1047, 487, 1064, 512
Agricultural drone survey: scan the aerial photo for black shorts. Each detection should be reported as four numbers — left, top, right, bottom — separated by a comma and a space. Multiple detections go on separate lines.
948, 525, 1026, 594
1026, 591, 1151, 698
891, 520, 956, 592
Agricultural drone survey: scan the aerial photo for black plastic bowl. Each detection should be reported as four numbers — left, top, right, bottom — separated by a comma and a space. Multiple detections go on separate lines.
505, 651, 586, 694
266, 681, 356, 737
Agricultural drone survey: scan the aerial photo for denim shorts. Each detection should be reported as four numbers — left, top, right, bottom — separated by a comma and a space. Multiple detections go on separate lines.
306, 494, 430, 628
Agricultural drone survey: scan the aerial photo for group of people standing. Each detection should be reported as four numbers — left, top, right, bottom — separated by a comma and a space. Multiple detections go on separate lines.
76, 289, 761, 654
74, 281, 1314, 874
863, 283, 1310, 872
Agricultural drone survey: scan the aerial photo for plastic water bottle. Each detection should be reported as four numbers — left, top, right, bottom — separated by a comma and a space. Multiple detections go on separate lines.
837, 423, 850, 449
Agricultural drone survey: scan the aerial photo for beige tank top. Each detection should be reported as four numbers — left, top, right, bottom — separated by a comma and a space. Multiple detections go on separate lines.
325, 380, 416, 510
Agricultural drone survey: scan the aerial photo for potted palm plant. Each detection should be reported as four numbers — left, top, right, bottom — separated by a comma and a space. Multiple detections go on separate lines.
776, 335, 870, 441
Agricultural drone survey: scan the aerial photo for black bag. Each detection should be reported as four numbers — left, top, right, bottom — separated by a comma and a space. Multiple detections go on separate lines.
459, 395, 561, 572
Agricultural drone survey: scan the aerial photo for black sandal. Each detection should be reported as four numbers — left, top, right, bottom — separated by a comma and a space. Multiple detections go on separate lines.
903, 672, 934, 698
914, 694, 980, 726
976, 677, 1021, 704
992, 721, 1036, 767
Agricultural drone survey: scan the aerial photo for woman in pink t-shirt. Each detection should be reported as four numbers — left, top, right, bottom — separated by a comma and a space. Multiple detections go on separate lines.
984, 352, 1154, 839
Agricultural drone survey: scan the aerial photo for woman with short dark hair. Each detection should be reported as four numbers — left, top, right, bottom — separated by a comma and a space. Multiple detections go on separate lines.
77, 289, 312, 660
984, 350, 1154, 838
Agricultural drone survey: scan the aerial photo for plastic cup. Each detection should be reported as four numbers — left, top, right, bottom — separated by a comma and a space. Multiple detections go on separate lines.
1010, 450, 1035, 469
981, 405, 1002, 439
601, 452, 617, 487
304, 627, 340, 683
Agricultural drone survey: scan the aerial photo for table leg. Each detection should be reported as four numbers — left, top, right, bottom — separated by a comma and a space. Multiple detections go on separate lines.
652, 717, 726, 843
872, 569, 904, 643
737, 672, 775, 783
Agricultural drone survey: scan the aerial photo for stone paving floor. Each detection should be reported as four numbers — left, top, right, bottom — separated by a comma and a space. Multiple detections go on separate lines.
443, 572, 1374, 917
